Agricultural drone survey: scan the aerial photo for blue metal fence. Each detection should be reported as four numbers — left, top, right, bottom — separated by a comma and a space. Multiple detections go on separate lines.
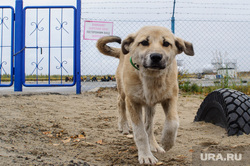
23, 6, 76, 87
1, 0, 81, 94
0, 7, 14, 87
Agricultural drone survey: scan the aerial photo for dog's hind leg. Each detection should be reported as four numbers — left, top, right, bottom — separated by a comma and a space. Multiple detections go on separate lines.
161, 98, 179, 151
117, 95, 130, 135
144, 106, 165, 153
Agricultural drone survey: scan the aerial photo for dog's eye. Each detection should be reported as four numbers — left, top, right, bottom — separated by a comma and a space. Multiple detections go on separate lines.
140, 40, 149, 46
163, 41, 170, 47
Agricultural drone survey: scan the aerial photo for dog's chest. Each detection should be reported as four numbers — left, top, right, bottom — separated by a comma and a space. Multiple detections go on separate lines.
140, 78, 172, 106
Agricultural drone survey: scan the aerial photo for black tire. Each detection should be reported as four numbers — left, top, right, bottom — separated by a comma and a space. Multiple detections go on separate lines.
194, 88, 250, 136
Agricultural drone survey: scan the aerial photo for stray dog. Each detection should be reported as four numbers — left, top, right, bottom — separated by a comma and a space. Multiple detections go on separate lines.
96, 26, 194, 164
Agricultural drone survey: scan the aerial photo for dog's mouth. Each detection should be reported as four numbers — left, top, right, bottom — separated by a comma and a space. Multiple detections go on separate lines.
143, 64, 166, 70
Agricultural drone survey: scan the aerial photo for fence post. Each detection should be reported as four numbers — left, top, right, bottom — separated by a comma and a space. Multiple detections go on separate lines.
14, 0, 24, 92
171, 0, 176, 34
76, 0, 81, 94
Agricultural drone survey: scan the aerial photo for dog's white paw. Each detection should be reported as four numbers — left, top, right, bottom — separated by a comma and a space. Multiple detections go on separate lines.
149, 139, 166, 153
118, 122, 130, 135
150, 144, 166, 153
138, 154, 158, 165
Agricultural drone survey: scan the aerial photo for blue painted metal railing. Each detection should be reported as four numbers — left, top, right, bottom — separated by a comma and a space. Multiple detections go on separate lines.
23, 6, 76, 87
14, 0, 24, 91
0, 7, 14, 87
13, 0, 81, 94
75, 0, 81, 94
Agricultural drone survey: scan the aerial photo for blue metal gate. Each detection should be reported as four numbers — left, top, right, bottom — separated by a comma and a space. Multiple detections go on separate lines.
23, 6, 77, 86
1, 0, 81, 94
0, 7, 14, 87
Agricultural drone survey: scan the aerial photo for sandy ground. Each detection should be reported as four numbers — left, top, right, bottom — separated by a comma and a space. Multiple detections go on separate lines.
0, 88, 249, 166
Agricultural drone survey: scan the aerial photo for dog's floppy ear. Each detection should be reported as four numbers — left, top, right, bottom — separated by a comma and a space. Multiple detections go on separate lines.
122, 34, 135, 54
175, 37, 194, 56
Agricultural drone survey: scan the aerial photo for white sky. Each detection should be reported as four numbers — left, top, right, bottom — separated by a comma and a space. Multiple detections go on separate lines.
0, 0, 249, 76
80, 0, 250, 74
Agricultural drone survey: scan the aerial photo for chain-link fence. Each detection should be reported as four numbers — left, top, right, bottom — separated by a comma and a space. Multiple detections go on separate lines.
81, 1, 250, 92
81, 20, 171, 91
174, 20, 250, 88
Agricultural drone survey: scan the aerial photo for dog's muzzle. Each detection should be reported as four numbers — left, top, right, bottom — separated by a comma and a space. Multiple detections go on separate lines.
143, 53, 166, 70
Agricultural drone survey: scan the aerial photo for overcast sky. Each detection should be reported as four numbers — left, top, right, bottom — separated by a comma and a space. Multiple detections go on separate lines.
1, 0, 249, 77
80, 0, 250, 74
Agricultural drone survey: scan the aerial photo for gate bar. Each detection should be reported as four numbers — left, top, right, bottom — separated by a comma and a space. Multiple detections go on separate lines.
14, 0, 24, 91
76, 0, 81, 94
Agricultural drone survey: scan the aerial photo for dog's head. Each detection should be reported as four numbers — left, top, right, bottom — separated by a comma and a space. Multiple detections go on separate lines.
122, 26, 194, 75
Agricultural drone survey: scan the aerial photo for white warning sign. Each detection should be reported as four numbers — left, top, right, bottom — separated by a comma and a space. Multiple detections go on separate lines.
83, 21, 113, 40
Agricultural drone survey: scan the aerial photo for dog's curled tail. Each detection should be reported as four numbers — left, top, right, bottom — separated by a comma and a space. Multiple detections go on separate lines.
96, 36, 121, 59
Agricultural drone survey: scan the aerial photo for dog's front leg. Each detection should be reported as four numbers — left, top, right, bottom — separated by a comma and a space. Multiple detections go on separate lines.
144, 106, 165, 153
161, 98, 179, 151
126, 98, 158, 165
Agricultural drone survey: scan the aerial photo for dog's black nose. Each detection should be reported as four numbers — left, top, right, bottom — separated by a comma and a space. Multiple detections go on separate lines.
150, 53, 162, 63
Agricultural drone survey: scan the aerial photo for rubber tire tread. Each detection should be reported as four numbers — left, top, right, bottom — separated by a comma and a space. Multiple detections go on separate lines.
194, 88, 250, 136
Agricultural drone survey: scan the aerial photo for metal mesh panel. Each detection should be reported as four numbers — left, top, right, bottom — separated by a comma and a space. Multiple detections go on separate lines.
175, 20, 250, 86
81, 20, 171, 91
175, 20, 250, 73
81, 18, 250, 91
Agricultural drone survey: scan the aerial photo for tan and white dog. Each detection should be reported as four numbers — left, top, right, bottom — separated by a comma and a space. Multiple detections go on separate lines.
96, 26, 194, 165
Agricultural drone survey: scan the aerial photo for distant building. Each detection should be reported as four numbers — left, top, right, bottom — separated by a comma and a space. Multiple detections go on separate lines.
217, 68, 237, 78
211, 51, 237, 78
